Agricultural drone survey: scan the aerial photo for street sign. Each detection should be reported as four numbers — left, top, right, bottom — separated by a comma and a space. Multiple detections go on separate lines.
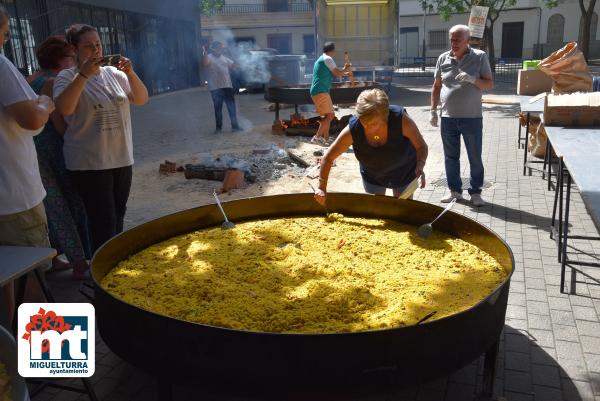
468, 6, 489, 38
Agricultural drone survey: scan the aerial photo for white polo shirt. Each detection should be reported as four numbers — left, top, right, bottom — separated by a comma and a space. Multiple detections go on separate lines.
0, 55, 46, 215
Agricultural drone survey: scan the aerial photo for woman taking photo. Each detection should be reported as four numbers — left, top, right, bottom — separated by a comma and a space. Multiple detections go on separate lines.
314, 88, 428, 205
54, 24, 149, 253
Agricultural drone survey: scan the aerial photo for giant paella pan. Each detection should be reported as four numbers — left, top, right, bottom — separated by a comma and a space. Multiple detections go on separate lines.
90, 193, 514, 400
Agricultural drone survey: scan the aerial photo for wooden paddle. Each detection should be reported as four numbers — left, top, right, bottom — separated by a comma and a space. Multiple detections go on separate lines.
344, 51, 357, 87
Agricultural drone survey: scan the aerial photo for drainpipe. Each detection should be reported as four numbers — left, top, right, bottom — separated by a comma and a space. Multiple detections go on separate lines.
314, 0, 319, 57
396, 0, 401, 66
536, 7, 542, 59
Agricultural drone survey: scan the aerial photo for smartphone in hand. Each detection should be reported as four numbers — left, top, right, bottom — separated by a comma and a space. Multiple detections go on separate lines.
101, 54, 121, 66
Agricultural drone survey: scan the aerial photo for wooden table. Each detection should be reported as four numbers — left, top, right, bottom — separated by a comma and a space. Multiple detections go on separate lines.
544, 126, 600, 293
519, 95, 545, 176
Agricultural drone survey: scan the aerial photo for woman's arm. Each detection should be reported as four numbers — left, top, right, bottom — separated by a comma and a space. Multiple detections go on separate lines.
41, 78, 67, 135
402, 111, 429, 188
314, 126, 353, 205
5, 99, 52, 131
54, 57, 100, 116
118, 57, 149, 106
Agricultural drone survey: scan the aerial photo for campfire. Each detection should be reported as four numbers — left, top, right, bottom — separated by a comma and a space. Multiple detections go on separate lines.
274, 113, 351, 137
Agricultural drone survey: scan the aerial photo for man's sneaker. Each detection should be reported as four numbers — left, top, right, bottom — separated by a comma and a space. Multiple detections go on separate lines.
231, 126, 242, 132
441, 191, 463, 203
470, 193, 486, 207
214, 128, 222, 135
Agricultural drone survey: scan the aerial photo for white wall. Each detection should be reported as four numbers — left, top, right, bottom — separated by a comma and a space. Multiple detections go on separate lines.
399, 0, 600, 58
204, 26, 314, 54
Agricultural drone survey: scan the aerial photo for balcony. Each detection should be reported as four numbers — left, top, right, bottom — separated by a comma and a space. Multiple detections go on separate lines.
212, 2, 312, 14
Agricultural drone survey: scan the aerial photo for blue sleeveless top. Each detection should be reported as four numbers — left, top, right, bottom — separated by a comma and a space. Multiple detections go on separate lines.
349, 105, 417, 188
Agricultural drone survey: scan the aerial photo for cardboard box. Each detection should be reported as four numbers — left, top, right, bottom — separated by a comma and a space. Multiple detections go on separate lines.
544, 92, 600, 126
517, 70, 553, 95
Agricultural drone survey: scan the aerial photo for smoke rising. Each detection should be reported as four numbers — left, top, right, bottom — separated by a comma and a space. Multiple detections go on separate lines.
207, 24, 271, 87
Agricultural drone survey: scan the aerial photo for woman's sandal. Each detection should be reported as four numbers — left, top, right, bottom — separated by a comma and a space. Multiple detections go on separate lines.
48, 256, 72, 273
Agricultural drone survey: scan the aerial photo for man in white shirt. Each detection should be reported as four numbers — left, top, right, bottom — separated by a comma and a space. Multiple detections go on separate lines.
0, 4, 55, 323
202, 41, 241, 134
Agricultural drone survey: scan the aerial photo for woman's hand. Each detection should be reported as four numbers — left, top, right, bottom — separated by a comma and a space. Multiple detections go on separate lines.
79, 56, 101, 77
415, 160, 426, 189
314, 188, 327, 206
36, 94, 55, 114
117, 56, 134, 75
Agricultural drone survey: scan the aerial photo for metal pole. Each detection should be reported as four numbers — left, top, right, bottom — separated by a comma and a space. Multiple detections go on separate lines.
314, 0, 319, 57
421, 6, 427, 71
396, 0, 400, 66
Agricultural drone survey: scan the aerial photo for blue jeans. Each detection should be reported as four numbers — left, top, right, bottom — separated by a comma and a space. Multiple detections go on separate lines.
210, 88, 239, 130
440, 117, 484, 195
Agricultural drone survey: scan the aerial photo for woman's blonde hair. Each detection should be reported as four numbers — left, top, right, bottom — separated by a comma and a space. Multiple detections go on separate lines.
356, 88, 389, 122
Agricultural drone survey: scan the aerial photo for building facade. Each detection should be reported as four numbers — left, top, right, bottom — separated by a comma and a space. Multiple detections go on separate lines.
1, 0, 202, 95
200, 0, 315, 56
202, 0, 599, 64
398, 0, 600, 60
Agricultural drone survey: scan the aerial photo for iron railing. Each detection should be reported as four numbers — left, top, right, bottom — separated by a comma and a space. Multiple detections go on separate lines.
393, 56, 521, 84
212, 2, 312, 14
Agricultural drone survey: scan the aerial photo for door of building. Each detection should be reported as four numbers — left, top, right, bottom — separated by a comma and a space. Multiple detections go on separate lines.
501, 22, 524, 59
399, 27, 420, 61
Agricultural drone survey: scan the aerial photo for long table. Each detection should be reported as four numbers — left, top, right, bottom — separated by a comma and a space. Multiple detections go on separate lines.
0, 246, 57, 331
545, 126, 600, 294
519, 96, 545, 176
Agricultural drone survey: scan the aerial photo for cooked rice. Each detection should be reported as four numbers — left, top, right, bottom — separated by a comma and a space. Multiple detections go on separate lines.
101, 215, 508, 333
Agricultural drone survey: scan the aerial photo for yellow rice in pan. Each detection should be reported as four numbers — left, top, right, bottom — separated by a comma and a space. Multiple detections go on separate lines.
0, 360, 11, 401
101, 214, 507, 333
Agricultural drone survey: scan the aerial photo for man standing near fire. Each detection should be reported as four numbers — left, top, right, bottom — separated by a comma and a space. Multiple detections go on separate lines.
310, 42, 351, 144
430, 25, 493, 207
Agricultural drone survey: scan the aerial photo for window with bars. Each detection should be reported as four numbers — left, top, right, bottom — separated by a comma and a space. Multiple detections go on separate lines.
8, 17, 38, 75
547, 14, 564, 45
0, 0, 199, 94
428, 30, 448, 50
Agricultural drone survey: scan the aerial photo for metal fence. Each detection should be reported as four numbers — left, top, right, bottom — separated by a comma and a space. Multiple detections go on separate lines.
0, 0, 200, 95
394, 56, 521, 84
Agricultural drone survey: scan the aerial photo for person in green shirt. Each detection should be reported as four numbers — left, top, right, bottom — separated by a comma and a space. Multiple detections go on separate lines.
310, 42, 351, 144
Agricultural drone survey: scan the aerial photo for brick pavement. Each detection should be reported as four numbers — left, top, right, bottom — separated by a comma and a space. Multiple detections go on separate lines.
37, 81, 600, 401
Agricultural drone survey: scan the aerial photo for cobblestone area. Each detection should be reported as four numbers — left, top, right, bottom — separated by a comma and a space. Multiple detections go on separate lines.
38, 81, 600, 401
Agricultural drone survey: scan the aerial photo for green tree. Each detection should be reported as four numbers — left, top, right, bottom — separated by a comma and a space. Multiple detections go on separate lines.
200, 0, 225, 15
579, 0, 597, 60
420, 0, 557, 68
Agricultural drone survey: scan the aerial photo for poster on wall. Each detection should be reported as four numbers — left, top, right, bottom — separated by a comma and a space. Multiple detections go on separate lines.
468, 6, 489, 38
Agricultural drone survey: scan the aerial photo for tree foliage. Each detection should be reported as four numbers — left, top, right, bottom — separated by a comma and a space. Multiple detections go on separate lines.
200, 0, 225, 16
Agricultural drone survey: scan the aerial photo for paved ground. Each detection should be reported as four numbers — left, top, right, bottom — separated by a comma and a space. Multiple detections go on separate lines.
35, 78, 600, 401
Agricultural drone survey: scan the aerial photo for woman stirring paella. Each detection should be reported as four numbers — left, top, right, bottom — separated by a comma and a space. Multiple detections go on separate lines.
313, 88, 428, 205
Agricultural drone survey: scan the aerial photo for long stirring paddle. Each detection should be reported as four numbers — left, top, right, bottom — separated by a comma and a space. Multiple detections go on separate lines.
417, 198, 457, 239
212, 191, 235, 230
